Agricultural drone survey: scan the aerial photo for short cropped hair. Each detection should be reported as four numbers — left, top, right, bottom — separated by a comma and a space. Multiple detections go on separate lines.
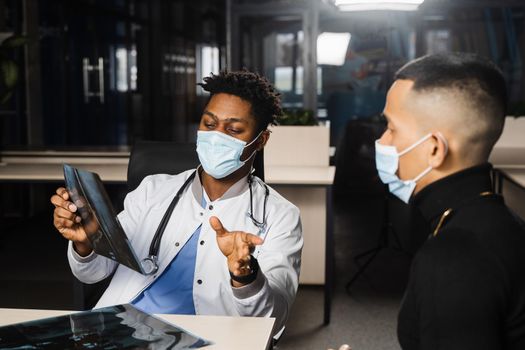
199, 70, 282, 133
395, 53, 507, 159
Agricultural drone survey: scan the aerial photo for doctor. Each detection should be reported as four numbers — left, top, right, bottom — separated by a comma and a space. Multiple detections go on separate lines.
50, 70, 303, 335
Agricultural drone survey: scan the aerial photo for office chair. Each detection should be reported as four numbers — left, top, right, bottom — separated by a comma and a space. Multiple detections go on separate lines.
334, 119, 427, 292
345, 192, 400, 292
127, 141, 200, 192
76, 140, 265, 310
127, 140, 265, 186
345, 191, 429, 292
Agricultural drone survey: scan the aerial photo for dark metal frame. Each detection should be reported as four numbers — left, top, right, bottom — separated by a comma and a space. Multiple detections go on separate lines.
227, 0, 319, 112
324, 185, 334, 325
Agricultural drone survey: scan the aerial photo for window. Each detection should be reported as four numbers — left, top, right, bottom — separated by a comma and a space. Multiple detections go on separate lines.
197, 45, 220, 95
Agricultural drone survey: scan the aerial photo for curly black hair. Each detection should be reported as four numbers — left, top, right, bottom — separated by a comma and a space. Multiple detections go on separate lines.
198, 69, 282, 133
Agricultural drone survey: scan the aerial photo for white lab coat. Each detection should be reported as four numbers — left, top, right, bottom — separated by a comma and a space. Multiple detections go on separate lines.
68, 169, 303, 333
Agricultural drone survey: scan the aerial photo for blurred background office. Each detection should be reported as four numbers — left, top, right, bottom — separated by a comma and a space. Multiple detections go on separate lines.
0, 0, 524, 349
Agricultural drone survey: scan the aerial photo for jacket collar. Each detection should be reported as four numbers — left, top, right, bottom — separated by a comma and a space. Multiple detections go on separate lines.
410, 163, 494, 226
191, 166, 250, 204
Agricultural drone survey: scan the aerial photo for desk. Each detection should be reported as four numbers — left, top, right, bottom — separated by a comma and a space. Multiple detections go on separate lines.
493, 168, 525, 220
0, 162, 128, 183
490, 117, 525, 169
0, 152, 129, 183
490, 117, 525, 220
265, 166, 335, 186
265, 165, 336, 325
0, 157, 336, 186
489, 116, 525, 219
262, 125, 334, 323
0, 154, 336, 324
0, 308, 275, 350
501, 169, 525, 188
489, 147, 525, 170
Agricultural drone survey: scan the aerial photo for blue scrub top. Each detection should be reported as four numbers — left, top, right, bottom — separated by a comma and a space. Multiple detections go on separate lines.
132, 195, 206, 314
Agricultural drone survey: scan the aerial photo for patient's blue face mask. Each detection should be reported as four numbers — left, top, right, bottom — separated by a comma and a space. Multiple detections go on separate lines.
375, 133, 448, 203
196, 130, 261, 179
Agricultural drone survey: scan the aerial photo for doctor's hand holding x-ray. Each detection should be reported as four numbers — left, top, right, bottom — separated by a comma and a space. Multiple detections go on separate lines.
51, 188, 92, 256
51, 188, 265, 285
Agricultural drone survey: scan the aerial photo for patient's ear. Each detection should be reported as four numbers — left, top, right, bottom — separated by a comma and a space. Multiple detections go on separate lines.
428, 132, 448, 169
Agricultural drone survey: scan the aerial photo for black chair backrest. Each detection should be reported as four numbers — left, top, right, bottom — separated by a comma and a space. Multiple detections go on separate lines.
127, 140, 265, 192
334, 119, 386, 197
127, 141, 200, 192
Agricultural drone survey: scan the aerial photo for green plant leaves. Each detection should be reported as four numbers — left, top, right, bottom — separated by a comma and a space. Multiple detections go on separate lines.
0, 35, 29, 49
0, 34, 27, 105
277, 108, 318, 126
0, 91, 13, 105
1, 59, 18, 88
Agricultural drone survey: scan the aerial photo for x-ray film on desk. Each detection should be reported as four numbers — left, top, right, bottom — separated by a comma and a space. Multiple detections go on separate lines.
0, 304, 211, 349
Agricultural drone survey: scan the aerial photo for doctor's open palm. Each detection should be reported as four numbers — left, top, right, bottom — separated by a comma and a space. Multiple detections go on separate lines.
209, 216, 264, 281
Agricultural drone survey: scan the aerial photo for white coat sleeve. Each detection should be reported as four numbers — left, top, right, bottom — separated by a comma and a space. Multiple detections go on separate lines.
67, 176, 151, 284
230, 204, 303, 334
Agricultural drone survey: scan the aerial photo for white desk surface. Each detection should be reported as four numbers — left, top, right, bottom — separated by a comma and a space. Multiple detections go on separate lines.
265, 165, 335, 185
499, 168, 525, 188
0, 308, 275, 350
0, 162, 129, 183
0, 159, 335, 186
489, 146, 525, 169
1, 149, 130, 157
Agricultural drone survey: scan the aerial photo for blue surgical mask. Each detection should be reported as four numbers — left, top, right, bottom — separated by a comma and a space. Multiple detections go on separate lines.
375, 133, 448, 203
196, 130, 261, 179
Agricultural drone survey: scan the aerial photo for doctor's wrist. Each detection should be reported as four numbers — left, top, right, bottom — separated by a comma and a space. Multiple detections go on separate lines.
73, 241, 93, 257
229, 255, 259, 287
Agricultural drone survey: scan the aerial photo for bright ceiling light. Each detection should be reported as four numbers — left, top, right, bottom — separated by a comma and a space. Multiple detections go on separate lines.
335, 0, 425, 11
317, 32, 351, 66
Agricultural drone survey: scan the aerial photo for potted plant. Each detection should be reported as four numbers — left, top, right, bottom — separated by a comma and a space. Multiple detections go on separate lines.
265, 108, 330, 167
277, 108, 319, 126
0, 34, 28, 165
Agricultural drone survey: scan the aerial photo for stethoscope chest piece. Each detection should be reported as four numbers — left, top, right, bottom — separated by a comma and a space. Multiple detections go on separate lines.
141, 255, 159, 276
141, 171, 197, 276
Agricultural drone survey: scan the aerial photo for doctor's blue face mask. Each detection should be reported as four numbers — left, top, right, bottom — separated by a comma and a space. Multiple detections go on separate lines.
196, 130, 262, 179
375, 132, 448, 203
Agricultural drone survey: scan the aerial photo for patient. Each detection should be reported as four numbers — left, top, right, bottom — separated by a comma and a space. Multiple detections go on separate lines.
375, 52, 525, 348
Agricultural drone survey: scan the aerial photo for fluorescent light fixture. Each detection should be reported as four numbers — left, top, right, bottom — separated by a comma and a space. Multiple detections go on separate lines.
335, 0, 425, 11
317, 32, 351, 66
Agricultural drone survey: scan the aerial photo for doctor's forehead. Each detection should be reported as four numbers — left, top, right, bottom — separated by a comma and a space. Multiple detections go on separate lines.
203, 93, 255, 124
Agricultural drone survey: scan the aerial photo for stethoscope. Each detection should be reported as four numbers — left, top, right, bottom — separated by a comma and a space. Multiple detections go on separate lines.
141, 169, 269, 275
